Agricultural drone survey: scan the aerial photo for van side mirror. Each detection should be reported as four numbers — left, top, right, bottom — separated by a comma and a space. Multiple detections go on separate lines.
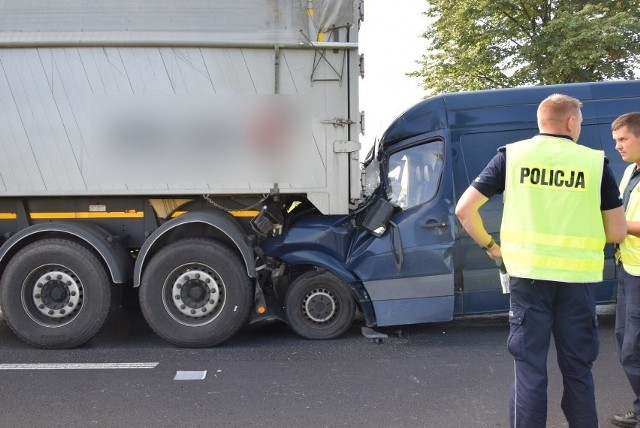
362, 198, 396, 237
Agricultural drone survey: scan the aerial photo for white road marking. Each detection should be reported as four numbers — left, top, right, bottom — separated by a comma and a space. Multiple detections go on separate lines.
0, 363, 159, 370
174, 370, 207, 380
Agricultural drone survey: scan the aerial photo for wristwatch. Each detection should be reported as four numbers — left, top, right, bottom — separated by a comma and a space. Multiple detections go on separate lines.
481, 238, 495, 251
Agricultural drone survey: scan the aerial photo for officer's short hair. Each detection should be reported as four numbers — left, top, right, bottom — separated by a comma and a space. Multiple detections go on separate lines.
612, 112, 640, 137
539, 94, 583, 117
537, 94, 582, 130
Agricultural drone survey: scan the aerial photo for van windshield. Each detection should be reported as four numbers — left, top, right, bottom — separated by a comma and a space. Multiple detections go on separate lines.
362, 157, 381, 198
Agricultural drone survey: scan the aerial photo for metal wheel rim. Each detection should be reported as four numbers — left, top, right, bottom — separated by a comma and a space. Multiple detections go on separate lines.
162, 263, 226, 327
22, 265, 84, 327
302, 288, 337, 324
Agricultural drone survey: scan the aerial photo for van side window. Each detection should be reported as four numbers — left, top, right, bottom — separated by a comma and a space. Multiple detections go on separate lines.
387, 140, 444, 210
459, 129, 534, 183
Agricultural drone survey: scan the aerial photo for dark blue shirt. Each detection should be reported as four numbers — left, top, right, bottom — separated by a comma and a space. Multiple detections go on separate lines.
470, 135, 623, 211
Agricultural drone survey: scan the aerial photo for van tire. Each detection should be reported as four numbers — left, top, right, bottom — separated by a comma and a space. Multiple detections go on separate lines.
139, 238, 252, 347
0, 239, 111, 349
285, 271, 355, 340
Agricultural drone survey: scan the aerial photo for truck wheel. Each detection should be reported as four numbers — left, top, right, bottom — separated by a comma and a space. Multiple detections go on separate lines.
285, 271, 355, 340
139, 238, 252, 347
0, 239, 111, 349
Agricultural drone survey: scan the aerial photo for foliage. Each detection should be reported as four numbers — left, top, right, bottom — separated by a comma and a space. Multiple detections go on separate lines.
409, 0, 640, 94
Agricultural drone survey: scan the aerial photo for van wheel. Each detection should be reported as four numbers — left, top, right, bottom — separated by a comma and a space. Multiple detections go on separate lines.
0, 239, 111, 349
139, 238, 252, 347
285, 271, 355, 340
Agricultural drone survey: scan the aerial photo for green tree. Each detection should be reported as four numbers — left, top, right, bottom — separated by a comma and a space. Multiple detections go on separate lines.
410, 0, 640, 94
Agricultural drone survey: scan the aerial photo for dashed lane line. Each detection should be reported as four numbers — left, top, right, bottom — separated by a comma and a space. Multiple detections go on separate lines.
0, 363, 159, 370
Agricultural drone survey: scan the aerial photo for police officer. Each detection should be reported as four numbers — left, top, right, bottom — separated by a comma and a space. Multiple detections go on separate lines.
455, 93, 627, 428
612, 112, 640, 428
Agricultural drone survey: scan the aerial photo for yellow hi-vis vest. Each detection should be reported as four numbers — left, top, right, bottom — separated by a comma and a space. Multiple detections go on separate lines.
618, 164, 640, 275
501, 135, 606, 283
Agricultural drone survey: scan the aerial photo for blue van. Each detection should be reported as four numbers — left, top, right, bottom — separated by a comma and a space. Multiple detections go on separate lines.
261, 80, 640, 340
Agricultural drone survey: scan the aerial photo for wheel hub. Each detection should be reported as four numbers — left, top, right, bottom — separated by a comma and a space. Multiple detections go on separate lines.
172, 270, 221, 318
303, 288, 337, 323
32, 271, 81, 319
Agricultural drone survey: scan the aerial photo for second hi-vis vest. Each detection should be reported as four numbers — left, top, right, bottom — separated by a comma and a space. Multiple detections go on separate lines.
501, 135, 606, 283
618, 164, 640, 275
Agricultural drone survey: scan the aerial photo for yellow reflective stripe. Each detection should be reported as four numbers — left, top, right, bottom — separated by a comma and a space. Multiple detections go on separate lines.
0, 212, 142, 219
501, 229, 604, 251
30, 211, 144, 219
307, 8, 315, 16
0, 210, 260, 220
171, 210, 258, 218
229, 210, 259, 218
506, 251, 603, 272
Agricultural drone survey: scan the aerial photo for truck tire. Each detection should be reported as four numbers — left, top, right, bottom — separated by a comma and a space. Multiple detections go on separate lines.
139, 238, 252, 347
0, 239, 112, 349
285, 271, 355, 340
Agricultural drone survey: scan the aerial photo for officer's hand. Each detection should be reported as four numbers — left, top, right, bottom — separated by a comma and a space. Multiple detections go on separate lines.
485, 244, 502, 260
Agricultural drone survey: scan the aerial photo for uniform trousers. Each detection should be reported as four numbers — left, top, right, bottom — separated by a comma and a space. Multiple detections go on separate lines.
615, 264, 640, 428
507, 277, 599, 428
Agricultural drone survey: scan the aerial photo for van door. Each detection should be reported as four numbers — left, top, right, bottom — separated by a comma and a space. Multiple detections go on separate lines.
346, 136, 456, 326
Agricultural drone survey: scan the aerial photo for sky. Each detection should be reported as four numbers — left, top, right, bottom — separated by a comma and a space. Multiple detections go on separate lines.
358, 1, 430, 156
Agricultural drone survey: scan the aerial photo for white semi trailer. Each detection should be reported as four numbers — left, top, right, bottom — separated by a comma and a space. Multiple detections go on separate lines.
0, 0, 364, 348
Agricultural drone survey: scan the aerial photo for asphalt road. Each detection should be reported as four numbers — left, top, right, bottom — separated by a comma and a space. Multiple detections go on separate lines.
0, 305, 631, 428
